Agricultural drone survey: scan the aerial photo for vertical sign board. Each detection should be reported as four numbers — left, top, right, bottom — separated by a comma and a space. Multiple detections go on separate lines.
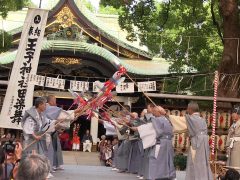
0, 8, 48, 129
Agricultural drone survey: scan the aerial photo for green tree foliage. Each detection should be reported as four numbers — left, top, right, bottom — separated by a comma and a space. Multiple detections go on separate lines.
0, 0, 28, 19
99, 5, 122, 15
100, 0, 223, 74
0, 0, 28, 53
0, 31, 12, 53
82, 0, 95, 12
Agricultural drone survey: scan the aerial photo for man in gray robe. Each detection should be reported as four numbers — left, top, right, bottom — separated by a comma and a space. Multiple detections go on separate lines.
21, 97, 49, 156
45, 95, 77, 170
134, 106, 176, 180
226, 107, 240, 168
169, 101, 213, 180
128, 112, 142, 174
142, 104, 154, 179
111, 117, 126, 171
115, 121, 131, 172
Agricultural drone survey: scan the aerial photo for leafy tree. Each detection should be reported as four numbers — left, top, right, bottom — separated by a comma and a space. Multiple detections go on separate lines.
99, 5, 123, 15
0, 0, 27, 19
0, 31, 12, 53
82, 0, 95, 12
0, 0, 28, 53
100, 0, 240, 97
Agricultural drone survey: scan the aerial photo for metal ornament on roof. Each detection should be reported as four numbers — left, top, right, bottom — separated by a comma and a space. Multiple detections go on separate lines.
55, 6, 76, 28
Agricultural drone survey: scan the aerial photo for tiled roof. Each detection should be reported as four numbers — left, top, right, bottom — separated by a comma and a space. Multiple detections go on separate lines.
0, 1, 152, 59
0, 40, 170, 75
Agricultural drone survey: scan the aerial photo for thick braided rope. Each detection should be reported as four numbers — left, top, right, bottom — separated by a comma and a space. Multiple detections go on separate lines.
211, 71, 219, 159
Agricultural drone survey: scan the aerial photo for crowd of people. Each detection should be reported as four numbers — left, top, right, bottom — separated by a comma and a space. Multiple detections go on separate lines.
0, 95, 240, 180
97, 102, 240, 180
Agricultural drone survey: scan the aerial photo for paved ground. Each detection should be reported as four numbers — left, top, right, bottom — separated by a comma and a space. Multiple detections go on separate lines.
52, 151, 186, 180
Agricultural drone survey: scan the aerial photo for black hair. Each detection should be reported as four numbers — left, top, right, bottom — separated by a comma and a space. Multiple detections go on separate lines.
222, 168, 240, 180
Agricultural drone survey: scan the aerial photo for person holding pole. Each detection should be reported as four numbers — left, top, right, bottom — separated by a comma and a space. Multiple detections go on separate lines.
21, 97, 49, 156
131, 106, 176, 180
226, 107, 240, 168
169, 101, 213, 180
45, 95, 80, 170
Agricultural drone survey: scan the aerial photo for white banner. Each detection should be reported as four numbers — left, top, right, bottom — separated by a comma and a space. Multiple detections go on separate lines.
137, 81, 156, 92
70, 80, 89, 92
28, 73, 45, 86
45, 77, 65, 90
116, 82, 134, 93
0, 8, 48, 129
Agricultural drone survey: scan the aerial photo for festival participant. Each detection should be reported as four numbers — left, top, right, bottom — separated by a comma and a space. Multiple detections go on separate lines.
169, 101, 213, 180
45, 95, 80, 171
128, 112, 142, 175
143, 103, 155, 123
226, 107, 240, 168
113, 106, 131, 173
82, 130, 93, 152
110, 115, 127, 172
142, 104, 154, 179
21, 97, 49, 156
137, 109, 148, 180
132, 106, 176, 180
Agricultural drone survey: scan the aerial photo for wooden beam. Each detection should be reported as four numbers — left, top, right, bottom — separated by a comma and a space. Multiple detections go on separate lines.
145, 93, 240, 103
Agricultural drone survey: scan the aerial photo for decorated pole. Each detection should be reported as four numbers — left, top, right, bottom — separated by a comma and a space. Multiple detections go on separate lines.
211, 71, 219, 160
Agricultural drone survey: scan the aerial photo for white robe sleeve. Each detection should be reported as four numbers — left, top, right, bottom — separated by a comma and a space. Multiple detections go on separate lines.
169, 115, 188, 133
23, 117, 35, 134
56, 110, 75, 129
138, 123, 156, 149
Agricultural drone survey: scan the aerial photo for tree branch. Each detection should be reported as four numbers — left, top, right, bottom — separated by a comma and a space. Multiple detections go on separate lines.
211, 0, 224, 44
160, 1, 171, 29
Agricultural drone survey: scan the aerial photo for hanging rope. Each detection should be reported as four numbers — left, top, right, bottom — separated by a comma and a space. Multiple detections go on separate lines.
211, 71, 219, 160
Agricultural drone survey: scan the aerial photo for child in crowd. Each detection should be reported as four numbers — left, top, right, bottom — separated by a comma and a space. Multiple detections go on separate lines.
72, 133, 80, 151
111, 137, 119, 170
105, 140, 113, 167
99, 135, 107, 165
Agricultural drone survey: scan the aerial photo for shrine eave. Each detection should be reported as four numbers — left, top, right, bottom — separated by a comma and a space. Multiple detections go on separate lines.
0, 40, 170, 76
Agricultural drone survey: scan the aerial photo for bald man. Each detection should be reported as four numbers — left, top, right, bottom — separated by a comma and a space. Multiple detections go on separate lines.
169, 102, 212, 180
45, 95, 81, 171
133, 106, 176, 180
